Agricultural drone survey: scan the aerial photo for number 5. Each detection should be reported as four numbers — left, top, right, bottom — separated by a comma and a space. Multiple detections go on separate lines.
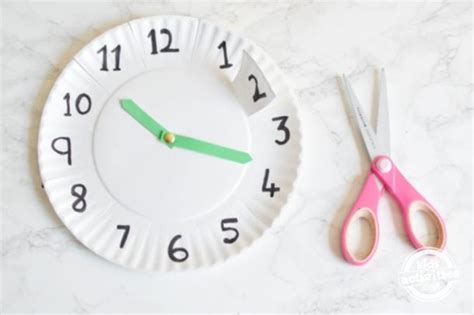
221, 218, 239, 244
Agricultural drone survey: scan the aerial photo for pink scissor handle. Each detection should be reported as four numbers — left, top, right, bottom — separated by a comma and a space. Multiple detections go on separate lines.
341, 173, 384, 265
371, 156, 446, 250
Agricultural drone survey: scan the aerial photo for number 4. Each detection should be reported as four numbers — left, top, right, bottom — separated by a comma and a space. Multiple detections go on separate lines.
262, 168, 280, 198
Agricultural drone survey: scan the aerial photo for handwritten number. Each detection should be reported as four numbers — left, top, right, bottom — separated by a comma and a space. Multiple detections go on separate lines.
221, 218, 239, 244
248, 74, 267, 102
159, 29, 179, 52
272, 116, 290, 145
51, 137, 72, 166
111, 45, 121, 71
97, 45, 107, 71
148, 29, 158, 55
262, 168, 280, 198
97, 44, 121, 71
63, 93, 91, 116
71, 184, 87, 212
147, 28, 179, 55
116, 225, 130, 249
75, 94, 92, 114
217, 41, 232, 69
63, 93, 72, 116
168, 235, 189, 262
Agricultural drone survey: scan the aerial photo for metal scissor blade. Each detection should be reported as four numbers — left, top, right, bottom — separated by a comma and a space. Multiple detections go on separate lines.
375, 69, 390, 157
342, 75, 378, 161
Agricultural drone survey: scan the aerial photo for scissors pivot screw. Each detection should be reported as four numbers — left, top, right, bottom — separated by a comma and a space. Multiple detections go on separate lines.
376, 157, 392, 173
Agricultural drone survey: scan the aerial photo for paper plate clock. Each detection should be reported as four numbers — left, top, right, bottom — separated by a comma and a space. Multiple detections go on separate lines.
38, 15, 302, 271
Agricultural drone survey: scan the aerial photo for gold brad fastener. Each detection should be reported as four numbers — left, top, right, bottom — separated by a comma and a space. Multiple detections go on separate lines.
163, 132, 175, 144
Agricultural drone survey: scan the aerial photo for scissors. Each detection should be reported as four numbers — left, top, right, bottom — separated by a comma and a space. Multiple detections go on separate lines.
340, 69, 447, 265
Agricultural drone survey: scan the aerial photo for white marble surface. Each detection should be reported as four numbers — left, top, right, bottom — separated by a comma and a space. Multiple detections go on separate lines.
1, 0, 472, 313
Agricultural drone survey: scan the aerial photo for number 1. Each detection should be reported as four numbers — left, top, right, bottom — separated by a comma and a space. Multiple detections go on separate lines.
217, 40, 232, 69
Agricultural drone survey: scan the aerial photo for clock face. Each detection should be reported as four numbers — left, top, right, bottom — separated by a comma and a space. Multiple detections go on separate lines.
38, 16, 302, 271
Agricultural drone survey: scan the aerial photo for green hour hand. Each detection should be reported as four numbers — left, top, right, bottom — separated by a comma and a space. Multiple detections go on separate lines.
169, 133, 252, 164
120, 99, 168, 140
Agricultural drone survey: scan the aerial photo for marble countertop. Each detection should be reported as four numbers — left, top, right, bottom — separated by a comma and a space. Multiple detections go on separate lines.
1, 1, 472, 313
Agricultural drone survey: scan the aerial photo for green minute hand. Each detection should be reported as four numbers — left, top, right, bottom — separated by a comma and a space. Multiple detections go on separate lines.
120, 99, 168, 140
169, 134, 252, 164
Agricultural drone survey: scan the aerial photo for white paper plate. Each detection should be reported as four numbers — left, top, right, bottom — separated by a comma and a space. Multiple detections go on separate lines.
38, 15, 302, 271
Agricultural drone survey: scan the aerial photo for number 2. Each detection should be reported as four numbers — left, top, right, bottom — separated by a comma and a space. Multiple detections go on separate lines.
248, 74, 267, 102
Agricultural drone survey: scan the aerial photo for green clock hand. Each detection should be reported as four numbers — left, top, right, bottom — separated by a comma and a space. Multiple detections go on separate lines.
166, 133, 252, 164
120, 99, 168, 140
120, 98, 252, 164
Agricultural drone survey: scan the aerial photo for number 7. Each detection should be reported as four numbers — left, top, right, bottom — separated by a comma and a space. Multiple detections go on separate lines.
116, 225, 130, 249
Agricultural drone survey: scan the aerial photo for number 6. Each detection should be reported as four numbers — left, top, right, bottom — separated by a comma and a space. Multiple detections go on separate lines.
168, 234, 189, 263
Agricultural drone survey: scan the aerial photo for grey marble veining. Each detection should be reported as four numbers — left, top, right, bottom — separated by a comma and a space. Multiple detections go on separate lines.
1, 1, 472, 313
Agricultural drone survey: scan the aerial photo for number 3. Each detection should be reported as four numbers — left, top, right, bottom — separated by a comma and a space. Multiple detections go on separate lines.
272, 116, 290, 145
